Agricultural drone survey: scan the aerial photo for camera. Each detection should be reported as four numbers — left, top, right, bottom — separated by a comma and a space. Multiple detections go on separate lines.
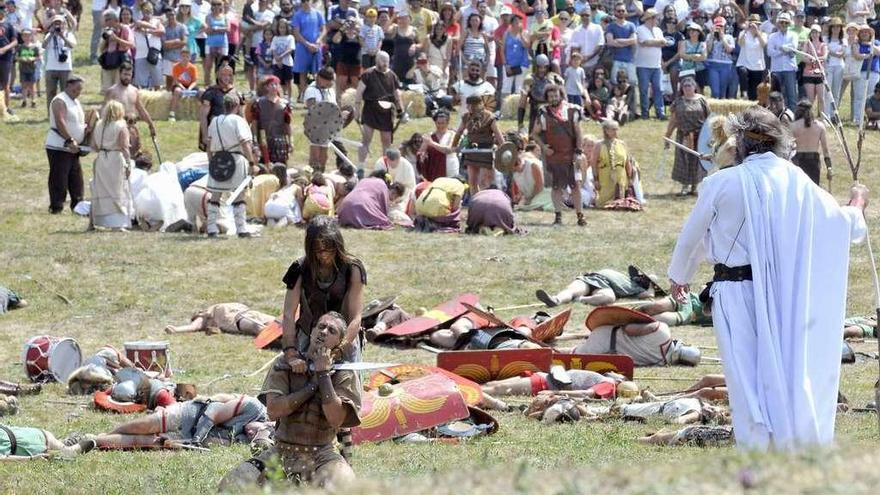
102, 28, 113, 40
58, 50, 68, 62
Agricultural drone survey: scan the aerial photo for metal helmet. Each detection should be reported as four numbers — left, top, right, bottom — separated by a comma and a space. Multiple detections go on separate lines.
666, 340, 701, 366
535, 54, 550, 67
111, 380, 138, 402
617, 381, 640, 398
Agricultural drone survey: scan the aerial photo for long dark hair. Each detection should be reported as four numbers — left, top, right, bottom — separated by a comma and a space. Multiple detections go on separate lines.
304, 216, 357, 279
795, 99, 813, 127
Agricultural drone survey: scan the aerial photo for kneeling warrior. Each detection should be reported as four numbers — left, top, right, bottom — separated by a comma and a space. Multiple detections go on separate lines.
260, 312, 361, 488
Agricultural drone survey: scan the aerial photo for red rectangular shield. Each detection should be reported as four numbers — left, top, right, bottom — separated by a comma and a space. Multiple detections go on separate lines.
436, 348, 553, 383
378, 293, 479, 340
352, 374, 469, 444
550, 353, 635, 380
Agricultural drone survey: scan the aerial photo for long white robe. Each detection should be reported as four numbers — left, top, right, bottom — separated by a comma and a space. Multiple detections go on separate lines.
668, 152, 866, 451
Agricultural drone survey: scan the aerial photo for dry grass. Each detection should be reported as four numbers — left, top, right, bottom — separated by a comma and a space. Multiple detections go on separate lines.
1, 15, 880, 495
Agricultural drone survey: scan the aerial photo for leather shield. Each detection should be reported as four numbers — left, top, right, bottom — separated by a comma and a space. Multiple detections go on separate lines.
352, 374, 470, 444
94, 389, 147, 414
378, 294, 480, 341
436, 348, 553, 384
531, 308, 571, 342
493, 142, 519, 174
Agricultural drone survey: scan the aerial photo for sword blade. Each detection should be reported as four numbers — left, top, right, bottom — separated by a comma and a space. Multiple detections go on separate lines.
662, 137, 703, 158
331, 362, 400, 371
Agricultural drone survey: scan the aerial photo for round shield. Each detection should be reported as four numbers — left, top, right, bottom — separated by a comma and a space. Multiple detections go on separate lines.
697, 114, 715, 172
494, 142, 519, 174
304, 101, 344, 146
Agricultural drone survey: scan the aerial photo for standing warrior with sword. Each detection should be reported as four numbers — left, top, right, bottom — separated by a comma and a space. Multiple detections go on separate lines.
452, 94, 505, 194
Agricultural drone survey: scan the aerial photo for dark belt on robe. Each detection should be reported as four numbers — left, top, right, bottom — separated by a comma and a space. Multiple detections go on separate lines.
712, 264, 753, 282
699, 264, 753, 306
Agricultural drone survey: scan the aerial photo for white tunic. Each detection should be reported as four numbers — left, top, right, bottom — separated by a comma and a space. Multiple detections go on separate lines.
573, 324, 671, 367
668, 152, 866, 451
45, 92, 85, 151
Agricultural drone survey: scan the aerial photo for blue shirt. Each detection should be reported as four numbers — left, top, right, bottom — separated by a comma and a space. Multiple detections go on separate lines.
504, 32, 529, 68
607, 21, 636, 62
291, 9, 325, 46
767, 29, 798, 72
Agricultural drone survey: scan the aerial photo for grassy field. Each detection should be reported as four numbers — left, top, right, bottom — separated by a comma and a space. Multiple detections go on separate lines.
2, 13, 880, 495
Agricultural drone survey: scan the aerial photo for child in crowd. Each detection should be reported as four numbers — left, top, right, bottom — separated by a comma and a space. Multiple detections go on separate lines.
271, 21, 295, 100
564, 52, 588, 107
169, 47, 199, 122
607, 83, 630, 125
16, 28, 40, 108
256, 27, 274, 79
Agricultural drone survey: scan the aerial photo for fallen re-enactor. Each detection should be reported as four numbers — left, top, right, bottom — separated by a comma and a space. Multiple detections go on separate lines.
93, 394, 268, 449
260, 312, 361, 489
570, 307, 702, 367
535, 267, 658, 307
164, 303, 275, 336
482, 368, 615, 397
1, 426, 96, 461
638, 425, 734, 447
0, 286, 27, 314
0, 380, 40, 397
668, 106, 869, 451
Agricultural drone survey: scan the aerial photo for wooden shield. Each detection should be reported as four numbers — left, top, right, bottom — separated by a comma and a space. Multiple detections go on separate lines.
532, 308, 572, 342
550, 353, 635, 380
352, 374, 470, 444
436, 348, 553, 384
366, 364, 483, 406
377, 294, 480, 341
304, 101, 343, 145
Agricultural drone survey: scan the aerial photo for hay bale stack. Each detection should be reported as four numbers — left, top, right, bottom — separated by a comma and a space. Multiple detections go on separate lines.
706, 98, 756, 115
400, 90, 427, 118
501, 94, 521, 120
141, 90, 201, 121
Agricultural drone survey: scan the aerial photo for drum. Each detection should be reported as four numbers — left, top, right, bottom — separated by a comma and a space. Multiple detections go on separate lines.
22, 335, 82, 383
124, 341, 172, 377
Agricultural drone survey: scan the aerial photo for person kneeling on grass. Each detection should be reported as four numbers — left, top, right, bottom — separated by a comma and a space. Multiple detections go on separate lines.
164, 302, 276, 337
169, 46, 200, 122
260, 312, 360, 489
1, 426, 95, 461
412, 176, 469, 233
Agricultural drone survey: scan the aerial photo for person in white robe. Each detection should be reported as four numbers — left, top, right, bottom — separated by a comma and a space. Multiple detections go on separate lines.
667, 106, 869, 452
89, 101, 132, 230
373, 147, 416, 221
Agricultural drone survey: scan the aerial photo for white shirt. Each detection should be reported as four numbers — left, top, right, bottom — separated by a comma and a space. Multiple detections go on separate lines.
46, 91, 85, 150
634, 24, 663, 68
207, 114, 253, 153
564, 66, 586, 96
133, 19, 162, 61
767, 29, 799, 72
826, 38, 847, 68
43, 31, 76, 71
92, 0, 108, 12
846, 0, 871, 25
452, 79, 495, 116
17, 0, 36, 29
271, 34, 295, 66
374, 156, 417, 200
251, 8, 276, 46
303, 81, 336, 104
360, 23, 384, 54
568, 23, 605, 67
737, 31, 766, 71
